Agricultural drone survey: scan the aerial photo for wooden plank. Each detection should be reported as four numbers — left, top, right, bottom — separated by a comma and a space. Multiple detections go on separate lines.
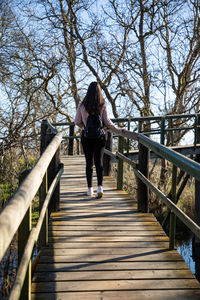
42, 241, 170, 248
32, 279, 200, 293
40, 247, 180, 256
48, 230, 166, 236
31, 290, 200, 300
50, 211, 155, 217
34, 261, 189, 272
48, 235, 170, 242
59, 201, 137, 206
49, 216, 158, 222
49, 215, 159, 222
33, 269, 194, 282
49, 225, 163, 231
50, 221, 160, 225
38, 253, 184, 263
60, 206, 138, 210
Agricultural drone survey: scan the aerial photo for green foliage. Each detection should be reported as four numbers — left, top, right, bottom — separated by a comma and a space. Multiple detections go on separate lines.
0, 184, 17, 209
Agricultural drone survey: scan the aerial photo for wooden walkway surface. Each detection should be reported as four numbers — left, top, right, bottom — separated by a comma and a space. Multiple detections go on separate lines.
32, 156, 200, 299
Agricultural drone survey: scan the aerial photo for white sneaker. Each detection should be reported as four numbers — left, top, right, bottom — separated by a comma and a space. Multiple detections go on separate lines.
96, 186, 103, 198
87, 187, 93, 196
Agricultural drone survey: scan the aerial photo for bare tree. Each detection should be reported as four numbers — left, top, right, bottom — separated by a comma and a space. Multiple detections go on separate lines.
156, 0, 200, 144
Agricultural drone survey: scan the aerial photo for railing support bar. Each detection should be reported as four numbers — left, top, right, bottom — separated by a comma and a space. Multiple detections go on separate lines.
160, 117, 165, 145
127, 119, 131, 154
169, 164, 177, 249
103, 132, 113, 176
117, 136, 124, 190
18, 170, 32, 300
138, 142, 149, 212
193, 114, 200, 281
39, 171, 48, 248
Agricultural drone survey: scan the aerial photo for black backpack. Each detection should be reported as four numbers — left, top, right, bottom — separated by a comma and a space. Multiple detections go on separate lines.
84, 114, 105, 139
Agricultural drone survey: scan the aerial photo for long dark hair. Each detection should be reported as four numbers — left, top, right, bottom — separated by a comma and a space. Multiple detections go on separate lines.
82, 81, 104, 114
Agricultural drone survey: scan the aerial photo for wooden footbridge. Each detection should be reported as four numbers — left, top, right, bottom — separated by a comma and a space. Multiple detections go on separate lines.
32, 156, 200, 300
1, 115, 200, 299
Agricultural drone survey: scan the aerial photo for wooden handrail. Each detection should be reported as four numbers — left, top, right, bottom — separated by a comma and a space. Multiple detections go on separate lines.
0, 132, 62, 261
9, 167, 63, 300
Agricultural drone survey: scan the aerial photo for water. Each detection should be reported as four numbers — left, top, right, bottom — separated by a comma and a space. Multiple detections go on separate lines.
0, 246, 38, 298
0, 245, 17, 299
177, 238, 196, 275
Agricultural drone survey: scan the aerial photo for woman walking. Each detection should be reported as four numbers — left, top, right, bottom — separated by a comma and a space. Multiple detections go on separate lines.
74, 81, 123, 198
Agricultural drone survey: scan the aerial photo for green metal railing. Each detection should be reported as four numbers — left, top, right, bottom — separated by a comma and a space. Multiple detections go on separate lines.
54, 113, 200, 155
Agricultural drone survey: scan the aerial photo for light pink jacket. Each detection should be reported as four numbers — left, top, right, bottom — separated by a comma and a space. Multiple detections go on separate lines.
74, 102, 122, 134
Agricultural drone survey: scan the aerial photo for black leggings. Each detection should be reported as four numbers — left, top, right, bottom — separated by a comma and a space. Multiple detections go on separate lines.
81, 134, 105, 187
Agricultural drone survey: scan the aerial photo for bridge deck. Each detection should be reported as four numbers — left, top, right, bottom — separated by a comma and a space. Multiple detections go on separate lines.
32, 156, 200, 299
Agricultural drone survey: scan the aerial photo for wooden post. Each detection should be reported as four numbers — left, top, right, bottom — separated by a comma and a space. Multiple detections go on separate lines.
127, 119, 131, 154
39, 120, 61, 248
193, 114, 200, 280
169, 164, 177, 249
137, 142, 149, 212
18, 170, 31, 300
40, 119, 48, 154
68, 124, 74, 155
160, 117, 166, 191
103, 131, 113, 176
39, 171, 48, 248
117, 136, 124, 190
45, 130, 60, 212
194, 115, 200, 227
41, 120, 61, 213
169, 118, 174, 146
39, 120, 50, 248
160, 117, 165, 145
